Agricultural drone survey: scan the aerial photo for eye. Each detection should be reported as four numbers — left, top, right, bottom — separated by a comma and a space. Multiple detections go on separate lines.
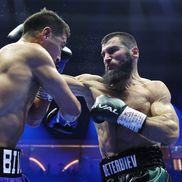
107, 47, 119, 55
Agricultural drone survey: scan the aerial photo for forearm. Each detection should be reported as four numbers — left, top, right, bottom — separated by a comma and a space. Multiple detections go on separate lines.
62, 74, 93, 98
91, 95, 180, 146
61, 75, 83, 96
141, 113, 179, 145
26, 98, 50, 127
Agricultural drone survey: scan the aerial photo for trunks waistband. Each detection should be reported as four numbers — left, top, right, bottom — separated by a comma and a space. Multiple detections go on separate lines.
0, 147, 22, 177
100, 146, 165, 180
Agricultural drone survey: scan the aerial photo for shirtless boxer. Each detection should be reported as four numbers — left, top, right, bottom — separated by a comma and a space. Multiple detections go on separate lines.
0, 8, 81, 181
63, 32, 179, 181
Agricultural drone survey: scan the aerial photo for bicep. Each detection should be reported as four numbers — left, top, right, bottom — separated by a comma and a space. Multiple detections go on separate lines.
150, 82, 179, 123
143, 83, 179, 145
151, 101, 177, 120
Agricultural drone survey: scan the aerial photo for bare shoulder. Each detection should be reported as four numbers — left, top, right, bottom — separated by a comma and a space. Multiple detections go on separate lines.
2, 42, 52, 64
0, 42, 53, 71
24, 43, 53, 65
144, 79, 171, 102
147, 80, 170, 94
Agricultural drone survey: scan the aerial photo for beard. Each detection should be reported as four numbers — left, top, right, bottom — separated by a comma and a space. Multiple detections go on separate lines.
102, 52, 133, 91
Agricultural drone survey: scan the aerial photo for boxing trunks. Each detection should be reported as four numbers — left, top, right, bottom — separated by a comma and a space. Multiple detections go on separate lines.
100, 146, 171, 182
0, 147, 29, 182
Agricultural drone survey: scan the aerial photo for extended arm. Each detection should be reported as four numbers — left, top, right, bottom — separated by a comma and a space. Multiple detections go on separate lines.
62, 74, 97, 108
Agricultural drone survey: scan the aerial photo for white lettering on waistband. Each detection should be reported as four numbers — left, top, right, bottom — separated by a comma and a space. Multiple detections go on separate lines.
3, 149, 21, 174
102, 154, 137, 177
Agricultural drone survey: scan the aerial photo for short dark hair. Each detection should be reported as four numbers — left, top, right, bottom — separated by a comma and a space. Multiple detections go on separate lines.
23, 8, 70, 37
101, 32, 137, 49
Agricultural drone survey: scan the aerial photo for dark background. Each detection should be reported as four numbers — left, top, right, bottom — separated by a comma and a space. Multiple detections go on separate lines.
0, 0, 181, 110
0, 1, 182, 181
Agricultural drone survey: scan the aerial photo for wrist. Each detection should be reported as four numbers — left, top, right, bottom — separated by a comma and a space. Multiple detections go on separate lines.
117, 106, 147, 133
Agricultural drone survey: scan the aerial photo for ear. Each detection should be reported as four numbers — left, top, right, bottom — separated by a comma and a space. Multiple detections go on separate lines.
130, 47, 139, 59
42, 27, 52, 39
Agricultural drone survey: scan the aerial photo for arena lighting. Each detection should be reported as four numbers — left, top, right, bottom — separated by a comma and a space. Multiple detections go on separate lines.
19, 144, 99, 148
62, 159, 79, 172
173, 159, 182, 171
29, 157, 46, 172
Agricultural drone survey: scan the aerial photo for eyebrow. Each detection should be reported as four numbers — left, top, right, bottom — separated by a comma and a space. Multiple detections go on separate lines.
101, 45, 120, 56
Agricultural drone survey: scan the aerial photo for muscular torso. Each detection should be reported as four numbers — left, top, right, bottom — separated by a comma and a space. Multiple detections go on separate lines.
79, 75, 158, 157
0, 43, 40, 147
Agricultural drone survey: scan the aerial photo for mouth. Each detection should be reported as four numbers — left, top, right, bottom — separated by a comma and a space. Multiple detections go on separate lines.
107, 65, 114, 71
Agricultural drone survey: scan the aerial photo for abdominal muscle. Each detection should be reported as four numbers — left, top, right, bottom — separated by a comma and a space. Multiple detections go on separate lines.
96, 121, 157, 158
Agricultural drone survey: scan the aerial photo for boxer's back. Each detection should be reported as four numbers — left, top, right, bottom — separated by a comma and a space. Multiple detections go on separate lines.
0, 43, 40, 147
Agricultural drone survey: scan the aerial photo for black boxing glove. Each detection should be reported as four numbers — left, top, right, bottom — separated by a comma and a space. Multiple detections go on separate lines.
91, 95, 147, 133
61, 46, 72, 60
56, 47, 72, 73
45, 107, 77, 134
7, 24, 23, 43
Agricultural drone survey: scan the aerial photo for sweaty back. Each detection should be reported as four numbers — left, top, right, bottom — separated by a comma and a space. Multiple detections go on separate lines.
0, 42, 40, 147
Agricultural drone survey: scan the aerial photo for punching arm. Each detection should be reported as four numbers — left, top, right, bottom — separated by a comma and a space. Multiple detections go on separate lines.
91, 95, 147, 133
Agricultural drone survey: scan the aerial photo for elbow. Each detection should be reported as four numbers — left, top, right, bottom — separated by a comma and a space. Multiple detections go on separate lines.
163, 123, 180, 146
170, 130, 180, 146
163, 136, 179, 146
62, 101, 81, 122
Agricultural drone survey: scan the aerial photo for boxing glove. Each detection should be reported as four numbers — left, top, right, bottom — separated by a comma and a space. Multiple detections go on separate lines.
91, 95, 147, 133
7, 24, 23, 42
56, 46, 72, 73
45, 107, 77, 134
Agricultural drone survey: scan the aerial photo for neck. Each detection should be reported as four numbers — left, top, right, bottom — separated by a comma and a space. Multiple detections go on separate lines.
19, 34, 41, 44
130, 61, 140, 80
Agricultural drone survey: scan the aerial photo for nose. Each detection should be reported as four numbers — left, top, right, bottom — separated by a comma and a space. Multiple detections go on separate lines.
104, 53, 112, 64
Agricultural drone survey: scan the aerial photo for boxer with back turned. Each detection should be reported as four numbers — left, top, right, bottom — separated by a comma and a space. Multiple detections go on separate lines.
0, 8, 81, 181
